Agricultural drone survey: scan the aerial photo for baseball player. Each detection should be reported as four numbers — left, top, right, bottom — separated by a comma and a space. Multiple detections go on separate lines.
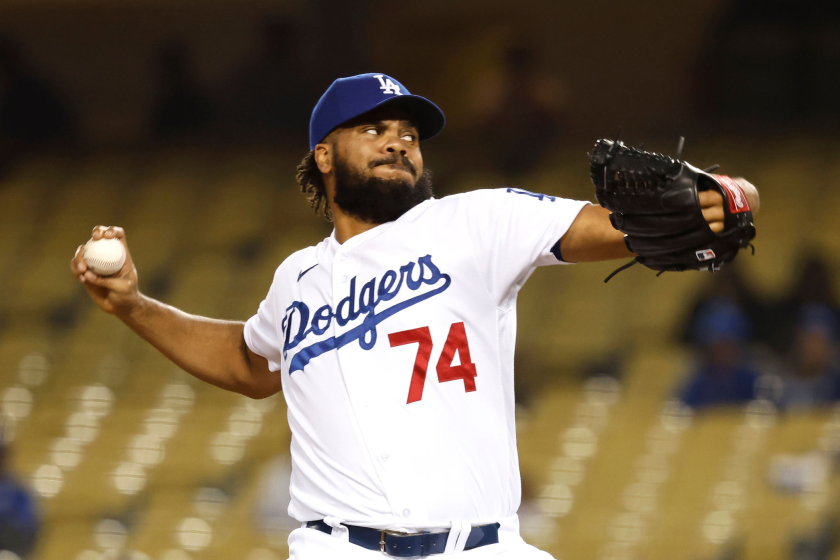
70, 74, 759, 559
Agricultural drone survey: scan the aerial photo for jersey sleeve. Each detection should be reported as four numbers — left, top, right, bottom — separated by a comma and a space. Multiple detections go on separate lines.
244, 267, 285, 372
462, 188, 589, 309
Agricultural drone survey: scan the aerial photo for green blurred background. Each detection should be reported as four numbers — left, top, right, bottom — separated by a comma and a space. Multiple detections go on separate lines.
0, 1, 839, 559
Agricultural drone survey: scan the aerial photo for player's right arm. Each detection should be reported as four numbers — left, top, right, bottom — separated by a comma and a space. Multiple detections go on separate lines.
70, 226, 280, 399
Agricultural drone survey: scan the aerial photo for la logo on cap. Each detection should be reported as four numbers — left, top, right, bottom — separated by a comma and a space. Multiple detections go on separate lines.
308, 73, 445, 149
374, 74, 403, 96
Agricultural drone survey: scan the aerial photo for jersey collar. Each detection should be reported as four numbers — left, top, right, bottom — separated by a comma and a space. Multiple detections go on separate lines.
327, 198, 437, 256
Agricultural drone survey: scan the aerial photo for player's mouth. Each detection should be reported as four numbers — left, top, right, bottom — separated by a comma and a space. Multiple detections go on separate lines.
370, 155, 417, 178
378, 163, 414, 177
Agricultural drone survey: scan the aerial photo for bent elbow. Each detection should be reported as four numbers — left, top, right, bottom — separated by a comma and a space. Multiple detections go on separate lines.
242, 384, 280, 400
233, 372, 281, 399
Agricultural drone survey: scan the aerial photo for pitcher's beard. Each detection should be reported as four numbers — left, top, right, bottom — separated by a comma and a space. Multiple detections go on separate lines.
332, 156, 434, 224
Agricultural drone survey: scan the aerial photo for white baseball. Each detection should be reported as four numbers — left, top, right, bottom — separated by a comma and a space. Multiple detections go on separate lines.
84, 238, 126, 276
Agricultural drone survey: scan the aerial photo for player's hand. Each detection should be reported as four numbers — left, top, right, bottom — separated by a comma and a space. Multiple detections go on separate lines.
699, 190, 725, 233
699, 177, 760, 234
70, 225, 140, 316
735, 177, 760, 215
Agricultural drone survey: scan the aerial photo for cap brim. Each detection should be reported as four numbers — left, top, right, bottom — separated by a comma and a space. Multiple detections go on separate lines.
370, 94, 446, 142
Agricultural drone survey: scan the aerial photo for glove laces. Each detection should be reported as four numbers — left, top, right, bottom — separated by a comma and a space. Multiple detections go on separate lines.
603, 258, 640, 283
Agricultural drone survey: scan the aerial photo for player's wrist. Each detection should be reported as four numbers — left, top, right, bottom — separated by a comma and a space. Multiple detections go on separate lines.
113, 290, 148, 322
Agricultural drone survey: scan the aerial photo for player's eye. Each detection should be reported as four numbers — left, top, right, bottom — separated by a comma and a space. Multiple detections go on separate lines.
401, 133, 417, 142
363, 127, 379, 135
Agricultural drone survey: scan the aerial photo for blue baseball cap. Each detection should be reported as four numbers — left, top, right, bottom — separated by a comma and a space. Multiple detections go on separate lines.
309, 73, 446, 151
693, 298, 751, 346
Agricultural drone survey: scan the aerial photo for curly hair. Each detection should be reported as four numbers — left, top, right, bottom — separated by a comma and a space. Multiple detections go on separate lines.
296, 150, 332, 221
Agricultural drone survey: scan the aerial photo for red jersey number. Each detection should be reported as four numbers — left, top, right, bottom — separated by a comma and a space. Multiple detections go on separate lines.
436, 322, 477, 392
387, 327, 433, 404
389, 322, 478, 404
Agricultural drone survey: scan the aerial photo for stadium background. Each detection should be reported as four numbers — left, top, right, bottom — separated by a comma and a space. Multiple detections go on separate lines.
0, 0, 838, 559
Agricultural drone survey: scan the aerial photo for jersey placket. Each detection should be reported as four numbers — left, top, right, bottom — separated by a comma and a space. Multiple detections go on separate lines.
331, 247, 424, 528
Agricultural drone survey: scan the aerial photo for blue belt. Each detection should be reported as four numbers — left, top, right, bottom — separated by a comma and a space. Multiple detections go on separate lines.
305, 520, 501, 557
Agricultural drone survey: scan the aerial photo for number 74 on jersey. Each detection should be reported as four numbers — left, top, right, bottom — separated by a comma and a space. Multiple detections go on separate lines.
388, 322, 477, 404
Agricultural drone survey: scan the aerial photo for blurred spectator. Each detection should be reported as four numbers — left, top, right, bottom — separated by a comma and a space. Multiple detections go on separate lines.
0, 444, 39, 558
791, 514, 836, 560
771, 252, 840, 354
681, 265, 770, 347
0, 35, 76, 173
217, 19, 312, 144
471, 45, 567, 182
679, 300, 760, 410
151, 41, 213, 140
778, 304, 840, 411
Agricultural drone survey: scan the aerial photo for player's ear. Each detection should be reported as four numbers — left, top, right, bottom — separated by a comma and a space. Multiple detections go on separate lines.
314, 142, 333, 174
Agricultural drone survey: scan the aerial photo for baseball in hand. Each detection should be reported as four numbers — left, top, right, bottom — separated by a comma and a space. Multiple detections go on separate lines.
84, 238, 126, 276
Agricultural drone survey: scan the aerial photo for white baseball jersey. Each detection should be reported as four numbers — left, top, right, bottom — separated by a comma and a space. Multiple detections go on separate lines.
244, 188, 588, 535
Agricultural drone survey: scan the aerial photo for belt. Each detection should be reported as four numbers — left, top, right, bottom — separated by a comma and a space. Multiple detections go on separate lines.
306, 520, 501, 557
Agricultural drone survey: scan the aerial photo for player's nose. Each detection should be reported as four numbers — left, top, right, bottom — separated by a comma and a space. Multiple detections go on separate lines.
379, 126, 409, 155
383, 136, 408, 156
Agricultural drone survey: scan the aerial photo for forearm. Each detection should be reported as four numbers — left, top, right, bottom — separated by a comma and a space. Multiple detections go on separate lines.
117, 294, 254, 395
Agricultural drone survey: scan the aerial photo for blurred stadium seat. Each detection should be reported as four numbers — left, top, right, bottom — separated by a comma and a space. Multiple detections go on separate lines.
0, 138, 835, 560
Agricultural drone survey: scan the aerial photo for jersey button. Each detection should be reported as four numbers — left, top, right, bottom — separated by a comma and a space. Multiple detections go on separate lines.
380, 452, 389, 462
341, 275, 348, 283
402, 509, 411, 518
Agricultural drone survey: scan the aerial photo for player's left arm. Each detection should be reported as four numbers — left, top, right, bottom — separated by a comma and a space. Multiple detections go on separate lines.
559, 177, 760, 263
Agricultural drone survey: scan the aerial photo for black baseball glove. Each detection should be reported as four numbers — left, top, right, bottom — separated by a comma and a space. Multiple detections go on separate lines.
589, 138, 756, 282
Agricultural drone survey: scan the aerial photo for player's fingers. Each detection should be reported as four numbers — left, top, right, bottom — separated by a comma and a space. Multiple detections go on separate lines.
91, 225, 108, 240
708, 221, 725, 233
82, 270, 133, 291
702, 205, 725, 225
110, 227, 133, 267
71, 245, 88, 279
102, 226, 126, 240
82, 273, 110, 288
698, 190, 724, 208
71, 245, 87, 272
